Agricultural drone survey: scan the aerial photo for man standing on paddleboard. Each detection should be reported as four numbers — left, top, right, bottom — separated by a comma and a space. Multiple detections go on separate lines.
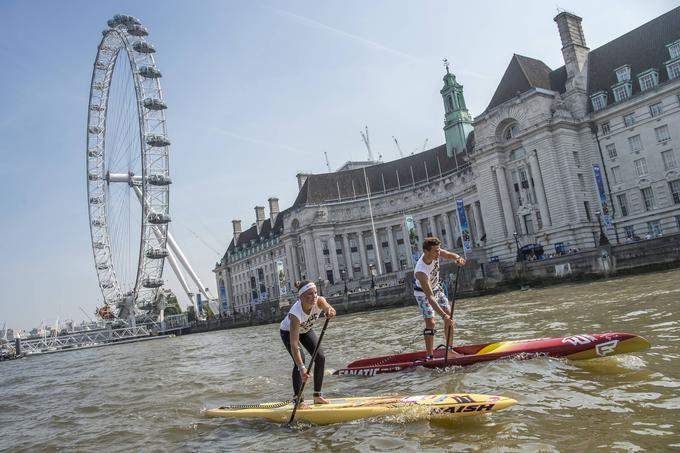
413, 237, 465, 360
280, 280, 336, 404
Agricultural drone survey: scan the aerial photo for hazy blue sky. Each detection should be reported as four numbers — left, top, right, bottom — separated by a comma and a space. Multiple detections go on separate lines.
0, 1, 676, 330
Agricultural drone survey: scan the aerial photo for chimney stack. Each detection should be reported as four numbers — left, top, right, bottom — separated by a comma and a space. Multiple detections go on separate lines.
255, 206, 265, 234
296, 173, 310, 191
268, 197, 280, 227
554, 11, 589, 81
232, 219, 242, 245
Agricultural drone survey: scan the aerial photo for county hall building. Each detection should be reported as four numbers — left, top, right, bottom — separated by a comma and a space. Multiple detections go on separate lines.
214, 8, 680, 316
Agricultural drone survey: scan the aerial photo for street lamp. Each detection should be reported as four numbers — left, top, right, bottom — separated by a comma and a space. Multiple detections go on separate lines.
340, 268, 347, 294
513, 232, 522, 262
369, 263, 376, 289
595, 211, 610, 246
317, 276, 324, 296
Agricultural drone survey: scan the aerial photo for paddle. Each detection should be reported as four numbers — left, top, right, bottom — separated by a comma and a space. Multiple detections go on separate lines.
444, 265, 462, 367
288, 316, 330, 424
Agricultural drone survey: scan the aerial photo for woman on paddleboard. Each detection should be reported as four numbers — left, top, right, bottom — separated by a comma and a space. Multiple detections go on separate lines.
280, 280, 336, 404
413, 237, 465, 360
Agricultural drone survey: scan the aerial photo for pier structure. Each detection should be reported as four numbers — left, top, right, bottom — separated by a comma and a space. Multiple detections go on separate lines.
16, 315, 189, 356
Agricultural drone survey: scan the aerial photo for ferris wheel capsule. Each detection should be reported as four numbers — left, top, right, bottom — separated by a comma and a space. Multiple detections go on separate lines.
139, 66, 162, 78
147, 174, 172, 186
133, 41, 156, 54
142, 98, 167, 110
145, 134, 171, 147
126, 25, 149, 37
145, 248, 170, 259
142, 277, 164, 288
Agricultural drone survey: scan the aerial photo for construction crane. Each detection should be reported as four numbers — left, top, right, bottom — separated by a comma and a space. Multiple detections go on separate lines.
324, 151, 332, 172
392, 136, 404, 158
360, 126, 375, 162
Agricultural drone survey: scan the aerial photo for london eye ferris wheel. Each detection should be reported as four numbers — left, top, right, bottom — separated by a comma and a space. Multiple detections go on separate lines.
86, 15, 171, 319
86, 15, 216, 322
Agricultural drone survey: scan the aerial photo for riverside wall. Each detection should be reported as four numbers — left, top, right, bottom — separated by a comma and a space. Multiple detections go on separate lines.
180, 233, 680, 334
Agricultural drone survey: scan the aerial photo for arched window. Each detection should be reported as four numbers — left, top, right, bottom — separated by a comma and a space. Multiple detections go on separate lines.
504, 123, 519, 141
456, 92, 465, 110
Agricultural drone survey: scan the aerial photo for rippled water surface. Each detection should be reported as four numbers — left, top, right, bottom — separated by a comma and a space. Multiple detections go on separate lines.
2, 269, 679, 452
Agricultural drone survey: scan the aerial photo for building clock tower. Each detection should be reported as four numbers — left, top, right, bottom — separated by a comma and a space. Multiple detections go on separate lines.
441, 59, 474, 158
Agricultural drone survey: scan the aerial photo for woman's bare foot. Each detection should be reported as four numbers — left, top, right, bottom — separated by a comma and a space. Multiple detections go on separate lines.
313, 393, 330, 404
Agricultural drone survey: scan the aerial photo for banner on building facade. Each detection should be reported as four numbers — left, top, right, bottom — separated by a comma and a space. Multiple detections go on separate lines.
196, 293, 204, 316
276, 260, 288, 296
592, 164, 613, 229
250, 275, 258, 303
404, 215, 421, 266
257, 268, 266, 301
218, 284, 228, 314
456, 199, 472, 255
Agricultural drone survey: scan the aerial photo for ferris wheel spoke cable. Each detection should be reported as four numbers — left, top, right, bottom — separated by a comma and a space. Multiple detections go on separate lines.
124, 186, 135, 290
111, 186, 125, 286
111, 157, 140, 283
108, 185, 127, 287
118, 75, 139, 172
109, 86, 136, 172
127, 187, 136, 292
112, 182, 136, 290
108, 69, 128, 167
108, 63, 138, 173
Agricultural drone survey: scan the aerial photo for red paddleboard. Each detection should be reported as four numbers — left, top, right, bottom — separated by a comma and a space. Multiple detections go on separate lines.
334, 332, 650, 376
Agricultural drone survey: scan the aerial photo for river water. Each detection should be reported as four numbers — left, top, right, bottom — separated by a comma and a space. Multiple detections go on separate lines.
2, 269, 679, 452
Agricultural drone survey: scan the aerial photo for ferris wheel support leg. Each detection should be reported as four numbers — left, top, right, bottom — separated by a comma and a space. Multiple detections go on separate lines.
165, 231, 215, 303
148, 221, 200, 319
133, 186, 211, 311
165, 246, 197, 314
146, 221, 198, 318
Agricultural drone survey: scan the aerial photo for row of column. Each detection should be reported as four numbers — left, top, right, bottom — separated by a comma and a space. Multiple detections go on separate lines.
529, 150, 552, 228
287, 207, 486, 284
493, 150, 551, 237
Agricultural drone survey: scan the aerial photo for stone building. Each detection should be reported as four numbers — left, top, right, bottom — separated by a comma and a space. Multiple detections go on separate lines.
214, 199, 288, 315
214, 8, 680, 315
472, 8, 680, 262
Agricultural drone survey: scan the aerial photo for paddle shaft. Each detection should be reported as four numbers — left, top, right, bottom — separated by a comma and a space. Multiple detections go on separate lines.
444, 265, 462, 366
288, 316, 330, 424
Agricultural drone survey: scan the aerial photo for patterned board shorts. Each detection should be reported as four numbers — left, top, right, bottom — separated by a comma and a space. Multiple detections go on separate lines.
415, 291, 450, 319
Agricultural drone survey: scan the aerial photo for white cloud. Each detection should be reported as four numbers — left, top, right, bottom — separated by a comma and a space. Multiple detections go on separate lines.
268, 6, 418, 62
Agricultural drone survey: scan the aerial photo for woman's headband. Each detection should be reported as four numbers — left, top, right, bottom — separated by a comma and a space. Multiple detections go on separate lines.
298, 282, 316, 297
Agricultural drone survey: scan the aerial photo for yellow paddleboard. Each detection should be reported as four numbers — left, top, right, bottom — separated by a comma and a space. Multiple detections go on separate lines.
205, 393, 517, 425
